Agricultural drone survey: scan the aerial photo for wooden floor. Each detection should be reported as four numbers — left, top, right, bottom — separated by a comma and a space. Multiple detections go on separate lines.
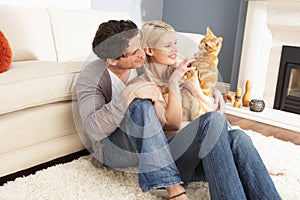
226, 114, 300, 145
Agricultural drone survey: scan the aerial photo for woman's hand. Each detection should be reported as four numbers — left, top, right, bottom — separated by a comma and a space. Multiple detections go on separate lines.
169, 58, 196, 83
182, 71, 203, 96
163, 57, 195, 131
213, 89, 225, 114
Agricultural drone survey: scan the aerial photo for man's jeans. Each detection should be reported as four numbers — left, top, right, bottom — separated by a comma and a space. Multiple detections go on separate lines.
101, 98, 281, 200
101, 98, 182, 191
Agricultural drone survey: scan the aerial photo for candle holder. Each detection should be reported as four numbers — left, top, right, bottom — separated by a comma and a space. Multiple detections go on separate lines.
249, 99, 265, 112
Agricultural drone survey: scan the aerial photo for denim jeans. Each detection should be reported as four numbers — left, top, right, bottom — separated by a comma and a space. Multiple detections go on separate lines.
101, 98, 182, 192
101, 98, 281, 199
169, 112, 281, 200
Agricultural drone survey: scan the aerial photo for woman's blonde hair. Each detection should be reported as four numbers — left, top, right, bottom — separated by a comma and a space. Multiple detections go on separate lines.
140, 20, 176, 85
141, 20, 175, 49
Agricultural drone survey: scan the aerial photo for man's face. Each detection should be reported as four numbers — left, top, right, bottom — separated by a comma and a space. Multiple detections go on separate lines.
115, 35, 145, 69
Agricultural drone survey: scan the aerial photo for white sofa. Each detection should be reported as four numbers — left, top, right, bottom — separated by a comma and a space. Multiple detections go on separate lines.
0, 4, 203, 178
0, 4, 133, 177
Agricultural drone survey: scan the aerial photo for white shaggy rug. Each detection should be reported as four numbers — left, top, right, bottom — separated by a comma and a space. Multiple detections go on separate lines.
0, 129, 299, 200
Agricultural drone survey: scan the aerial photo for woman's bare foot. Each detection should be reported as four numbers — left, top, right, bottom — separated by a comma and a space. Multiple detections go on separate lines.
166, 184, 189, 200
268, 167, 287, 176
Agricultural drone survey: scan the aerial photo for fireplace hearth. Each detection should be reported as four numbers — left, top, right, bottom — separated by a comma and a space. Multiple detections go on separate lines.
274, 46, 300, 115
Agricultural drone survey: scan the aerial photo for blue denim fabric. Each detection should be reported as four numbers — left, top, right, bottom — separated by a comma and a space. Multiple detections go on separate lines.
101, 99, 281, 199
101, 98, 182, 192
169, 112, 281, 200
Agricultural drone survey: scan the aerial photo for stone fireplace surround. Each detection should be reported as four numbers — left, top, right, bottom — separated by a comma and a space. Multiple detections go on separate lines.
225, 0, 300, 132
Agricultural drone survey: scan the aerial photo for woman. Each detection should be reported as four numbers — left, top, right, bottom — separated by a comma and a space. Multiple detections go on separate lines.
123, 20, 281, 200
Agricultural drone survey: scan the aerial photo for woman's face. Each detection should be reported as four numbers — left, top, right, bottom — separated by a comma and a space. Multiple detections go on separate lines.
150, 31, 178, 66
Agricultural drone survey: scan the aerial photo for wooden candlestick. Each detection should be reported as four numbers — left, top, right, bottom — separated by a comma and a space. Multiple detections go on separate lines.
242, 80, 252, 107
233, 87, 242, 108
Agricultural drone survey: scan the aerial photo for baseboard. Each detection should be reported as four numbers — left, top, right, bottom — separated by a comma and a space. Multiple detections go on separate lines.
0, 149, 90, 186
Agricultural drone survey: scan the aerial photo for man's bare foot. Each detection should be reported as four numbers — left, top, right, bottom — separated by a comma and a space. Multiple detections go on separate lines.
166, 184, 189, 200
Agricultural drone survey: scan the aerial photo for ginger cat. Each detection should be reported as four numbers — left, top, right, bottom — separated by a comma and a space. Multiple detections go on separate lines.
181, 27, 223, 121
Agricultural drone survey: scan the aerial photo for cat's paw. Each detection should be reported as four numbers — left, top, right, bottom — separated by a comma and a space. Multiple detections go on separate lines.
184, 70, 195, 79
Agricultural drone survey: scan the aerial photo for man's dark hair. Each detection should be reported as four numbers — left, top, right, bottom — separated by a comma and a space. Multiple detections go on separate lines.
92, 20, 138, 60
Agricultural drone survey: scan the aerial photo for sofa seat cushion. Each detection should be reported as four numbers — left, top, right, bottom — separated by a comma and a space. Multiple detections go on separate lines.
0, 61, 83, 115
0, 101, 84, 177
0, 101, 80, 156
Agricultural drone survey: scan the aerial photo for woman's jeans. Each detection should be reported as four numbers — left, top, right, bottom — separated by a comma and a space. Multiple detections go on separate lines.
100, 98, 281, 200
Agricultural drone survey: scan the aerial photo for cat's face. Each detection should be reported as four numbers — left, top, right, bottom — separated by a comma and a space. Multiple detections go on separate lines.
199, 27, 223, 55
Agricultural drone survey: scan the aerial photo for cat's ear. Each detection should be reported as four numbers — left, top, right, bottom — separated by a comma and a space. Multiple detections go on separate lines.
206, 27, 215, 36
217, 37, 223, 43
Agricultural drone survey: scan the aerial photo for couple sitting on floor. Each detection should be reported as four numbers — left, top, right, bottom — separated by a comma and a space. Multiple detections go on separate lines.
76, 19, 282, 200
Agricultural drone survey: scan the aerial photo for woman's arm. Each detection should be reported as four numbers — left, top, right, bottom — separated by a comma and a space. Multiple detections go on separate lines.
182, 73, 214, 112
213, 89, 225, 114
163, 58, 196, 131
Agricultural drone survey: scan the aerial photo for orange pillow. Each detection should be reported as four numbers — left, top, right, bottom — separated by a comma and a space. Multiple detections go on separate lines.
0, 31, 12, 73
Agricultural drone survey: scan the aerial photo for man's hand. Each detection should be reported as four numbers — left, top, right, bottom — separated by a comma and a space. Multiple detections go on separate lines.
132, 84, 161, 103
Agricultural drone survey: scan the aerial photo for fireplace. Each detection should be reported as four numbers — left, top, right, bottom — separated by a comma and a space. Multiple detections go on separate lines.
225, 0, 300, 133
274, 46, 300, 114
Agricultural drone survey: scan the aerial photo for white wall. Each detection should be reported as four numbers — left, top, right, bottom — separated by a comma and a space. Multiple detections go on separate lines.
0, 0, 163, 26
91, 0, 164, 27
0, 0, 90, 9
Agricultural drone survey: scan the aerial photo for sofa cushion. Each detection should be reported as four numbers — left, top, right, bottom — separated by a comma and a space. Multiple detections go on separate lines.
0, 5, 57, 62
0, 31, 12, 73
176, 32, 204, 60
49, 8, 131, 62
0, 101, 79, 156
0, 61, 83, 115
0, 101, 84, 177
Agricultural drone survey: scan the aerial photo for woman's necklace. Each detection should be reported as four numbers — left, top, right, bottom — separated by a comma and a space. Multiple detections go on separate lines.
158, 85, 169, 95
